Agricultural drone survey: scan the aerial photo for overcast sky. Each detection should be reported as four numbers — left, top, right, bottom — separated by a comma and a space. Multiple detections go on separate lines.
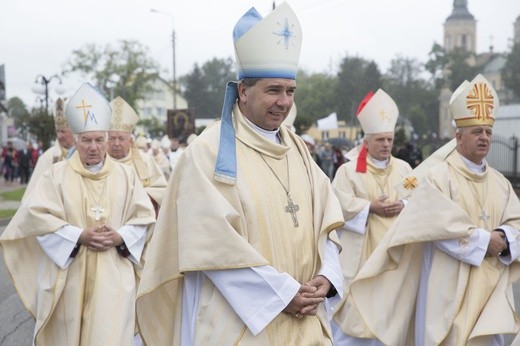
1, 0, 519, 108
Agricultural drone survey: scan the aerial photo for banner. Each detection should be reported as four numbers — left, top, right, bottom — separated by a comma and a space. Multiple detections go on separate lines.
317, 112, 338, 130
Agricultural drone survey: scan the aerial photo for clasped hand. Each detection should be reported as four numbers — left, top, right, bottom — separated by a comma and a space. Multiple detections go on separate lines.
486, 230, 508, 257
370, 196, 404, 217
78, 225, 123, 251
284, 275, 331, 318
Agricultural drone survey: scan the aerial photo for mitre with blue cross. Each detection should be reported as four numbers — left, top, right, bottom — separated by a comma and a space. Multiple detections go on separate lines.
450, 74, 499, 128
214, 2, 302, 185
65, 83, 112, 134
234, 1, 302, 79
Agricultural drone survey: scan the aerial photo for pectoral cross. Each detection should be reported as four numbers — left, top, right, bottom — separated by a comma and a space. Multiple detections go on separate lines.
91, 205, 104, 221
479, 209, 490, 229
285, 195, 300, 228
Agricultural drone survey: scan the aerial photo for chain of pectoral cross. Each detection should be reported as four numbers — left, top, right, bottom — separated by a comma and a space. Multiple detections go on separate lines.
259, 154, 300, 228
84, 176, 108, 221
468, 180, 490, 230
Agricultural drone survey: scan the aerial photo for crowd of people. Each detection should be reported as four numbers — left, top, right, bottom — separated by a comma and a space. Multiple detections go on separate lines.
1, 140, 39, 186
1, 3, 520, 346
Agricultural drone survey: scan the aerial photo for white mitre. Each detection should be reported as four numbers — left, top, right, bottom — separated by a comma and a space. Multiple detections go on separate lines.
357, 89, 399, 134
65, 83, 111, 133
234, 2, 302, 79
450, 74, 499, 128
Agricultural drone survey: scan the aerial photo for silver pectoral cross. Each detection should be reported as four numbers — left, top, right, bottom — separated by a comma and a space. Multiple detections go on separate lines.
91, 205, 105, 221
285, 194, 300, 228
479, 209, 490, 229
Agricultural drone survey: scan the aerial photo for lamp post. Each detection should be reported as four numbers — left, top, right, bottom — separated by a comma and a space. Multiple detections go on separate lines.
151, 8, 177, 111
31, 74, 65, 115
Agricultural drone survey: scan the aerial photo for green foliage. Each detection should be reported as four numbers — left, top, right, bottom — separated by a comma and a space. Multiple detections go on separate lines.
503, 43, 520, 100
62, 40, 161, 108
294, 71, 338, 132
424, 43, 480, 92
446, 48, 480, 91
27, 109, 56, 149
182, 57, 235, 118
425, 42, 449, 89
383, 56, 439, 136
0, 187, 25, 201
138, 117, 167, 139
0, 209, 17, 219
336, 56, 382, 124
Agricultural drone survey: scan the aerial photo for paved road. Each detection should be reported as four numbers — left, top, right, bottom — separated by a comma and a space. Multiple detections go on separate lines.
0, 225, 34, 345
1, 223, 520, 345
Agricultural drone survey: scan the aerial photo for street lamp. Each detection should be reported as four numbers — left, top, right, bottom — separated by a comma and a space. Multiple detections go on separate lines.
151, 8, 177, 111
31, 74, 65, 115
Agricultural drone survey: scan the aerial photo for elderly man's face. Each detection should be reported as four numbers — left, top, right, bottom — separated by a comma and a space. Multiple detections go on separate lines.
365, 132, 394, 161
56, 127, 75, 149
107, 131, 133, 159
238, 78, 296, 131
77, 131, 107, 166
456, 125, 492, 164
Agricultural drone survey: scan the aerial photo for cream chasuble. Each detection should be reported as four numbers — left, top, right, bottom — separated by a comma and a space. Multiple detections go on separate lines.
137, 104, 344, 346
0, 153, 156, 346
331, 156, 411, 334
116, 147, 168, 207
345, 151, 520, 345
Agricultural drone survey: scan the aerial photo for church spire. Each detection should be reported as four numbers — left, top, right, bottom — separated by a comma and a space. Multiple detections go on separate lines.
454, 0, 467, 9
446, 0, 474, 21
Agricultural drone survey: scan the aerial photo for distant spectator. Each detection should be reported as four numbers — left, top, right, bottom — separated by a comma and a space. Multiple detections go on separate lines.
2, 141, 18, 185
300, 134, 321, 167
18, 141, 36, 185
396, 141, 423, 168
318, 142, 334, 179
332, 145, 345, 178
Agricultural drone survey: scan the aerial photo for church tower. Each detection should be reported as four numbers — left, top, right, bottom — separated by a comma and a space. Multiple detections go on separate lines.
439, 0, 477, 139
443, 0, 476, 54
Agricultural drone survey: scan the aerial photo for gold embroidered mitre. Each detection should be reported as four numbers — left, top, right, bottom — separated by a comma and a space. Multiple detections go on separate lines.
109, 96, 139, 133
53, 98, 69, 130
450, 74, 499, 128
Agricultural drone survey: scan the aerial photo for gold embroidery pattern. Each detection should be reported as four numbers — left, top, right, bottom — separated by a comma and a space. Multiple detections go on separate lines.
466, 83, 494, 120
403, 176, 418, 190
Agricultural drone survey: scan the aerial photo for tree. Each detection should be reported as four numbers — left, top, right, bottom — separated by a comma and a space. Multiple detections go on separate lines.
294, 70, 338, 133
182, 57, 235, 118
503, 43, 520, 100
27, 109, 55, 150
425, 43, 479, 92
336, 56, 382, 124
62, 40, 161, 108
138, 117, 166, 139
383, 56, 438, 136
446, 47, 479, 92
425, 43, 449, 90
7, 97, 30, 125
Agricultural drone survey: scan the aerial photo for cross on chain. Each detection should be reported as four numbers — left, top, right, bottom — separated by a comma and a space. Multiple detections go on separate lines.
91, 205, 105, 221
285, 194, 299, 227
479, 209, 490, 229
